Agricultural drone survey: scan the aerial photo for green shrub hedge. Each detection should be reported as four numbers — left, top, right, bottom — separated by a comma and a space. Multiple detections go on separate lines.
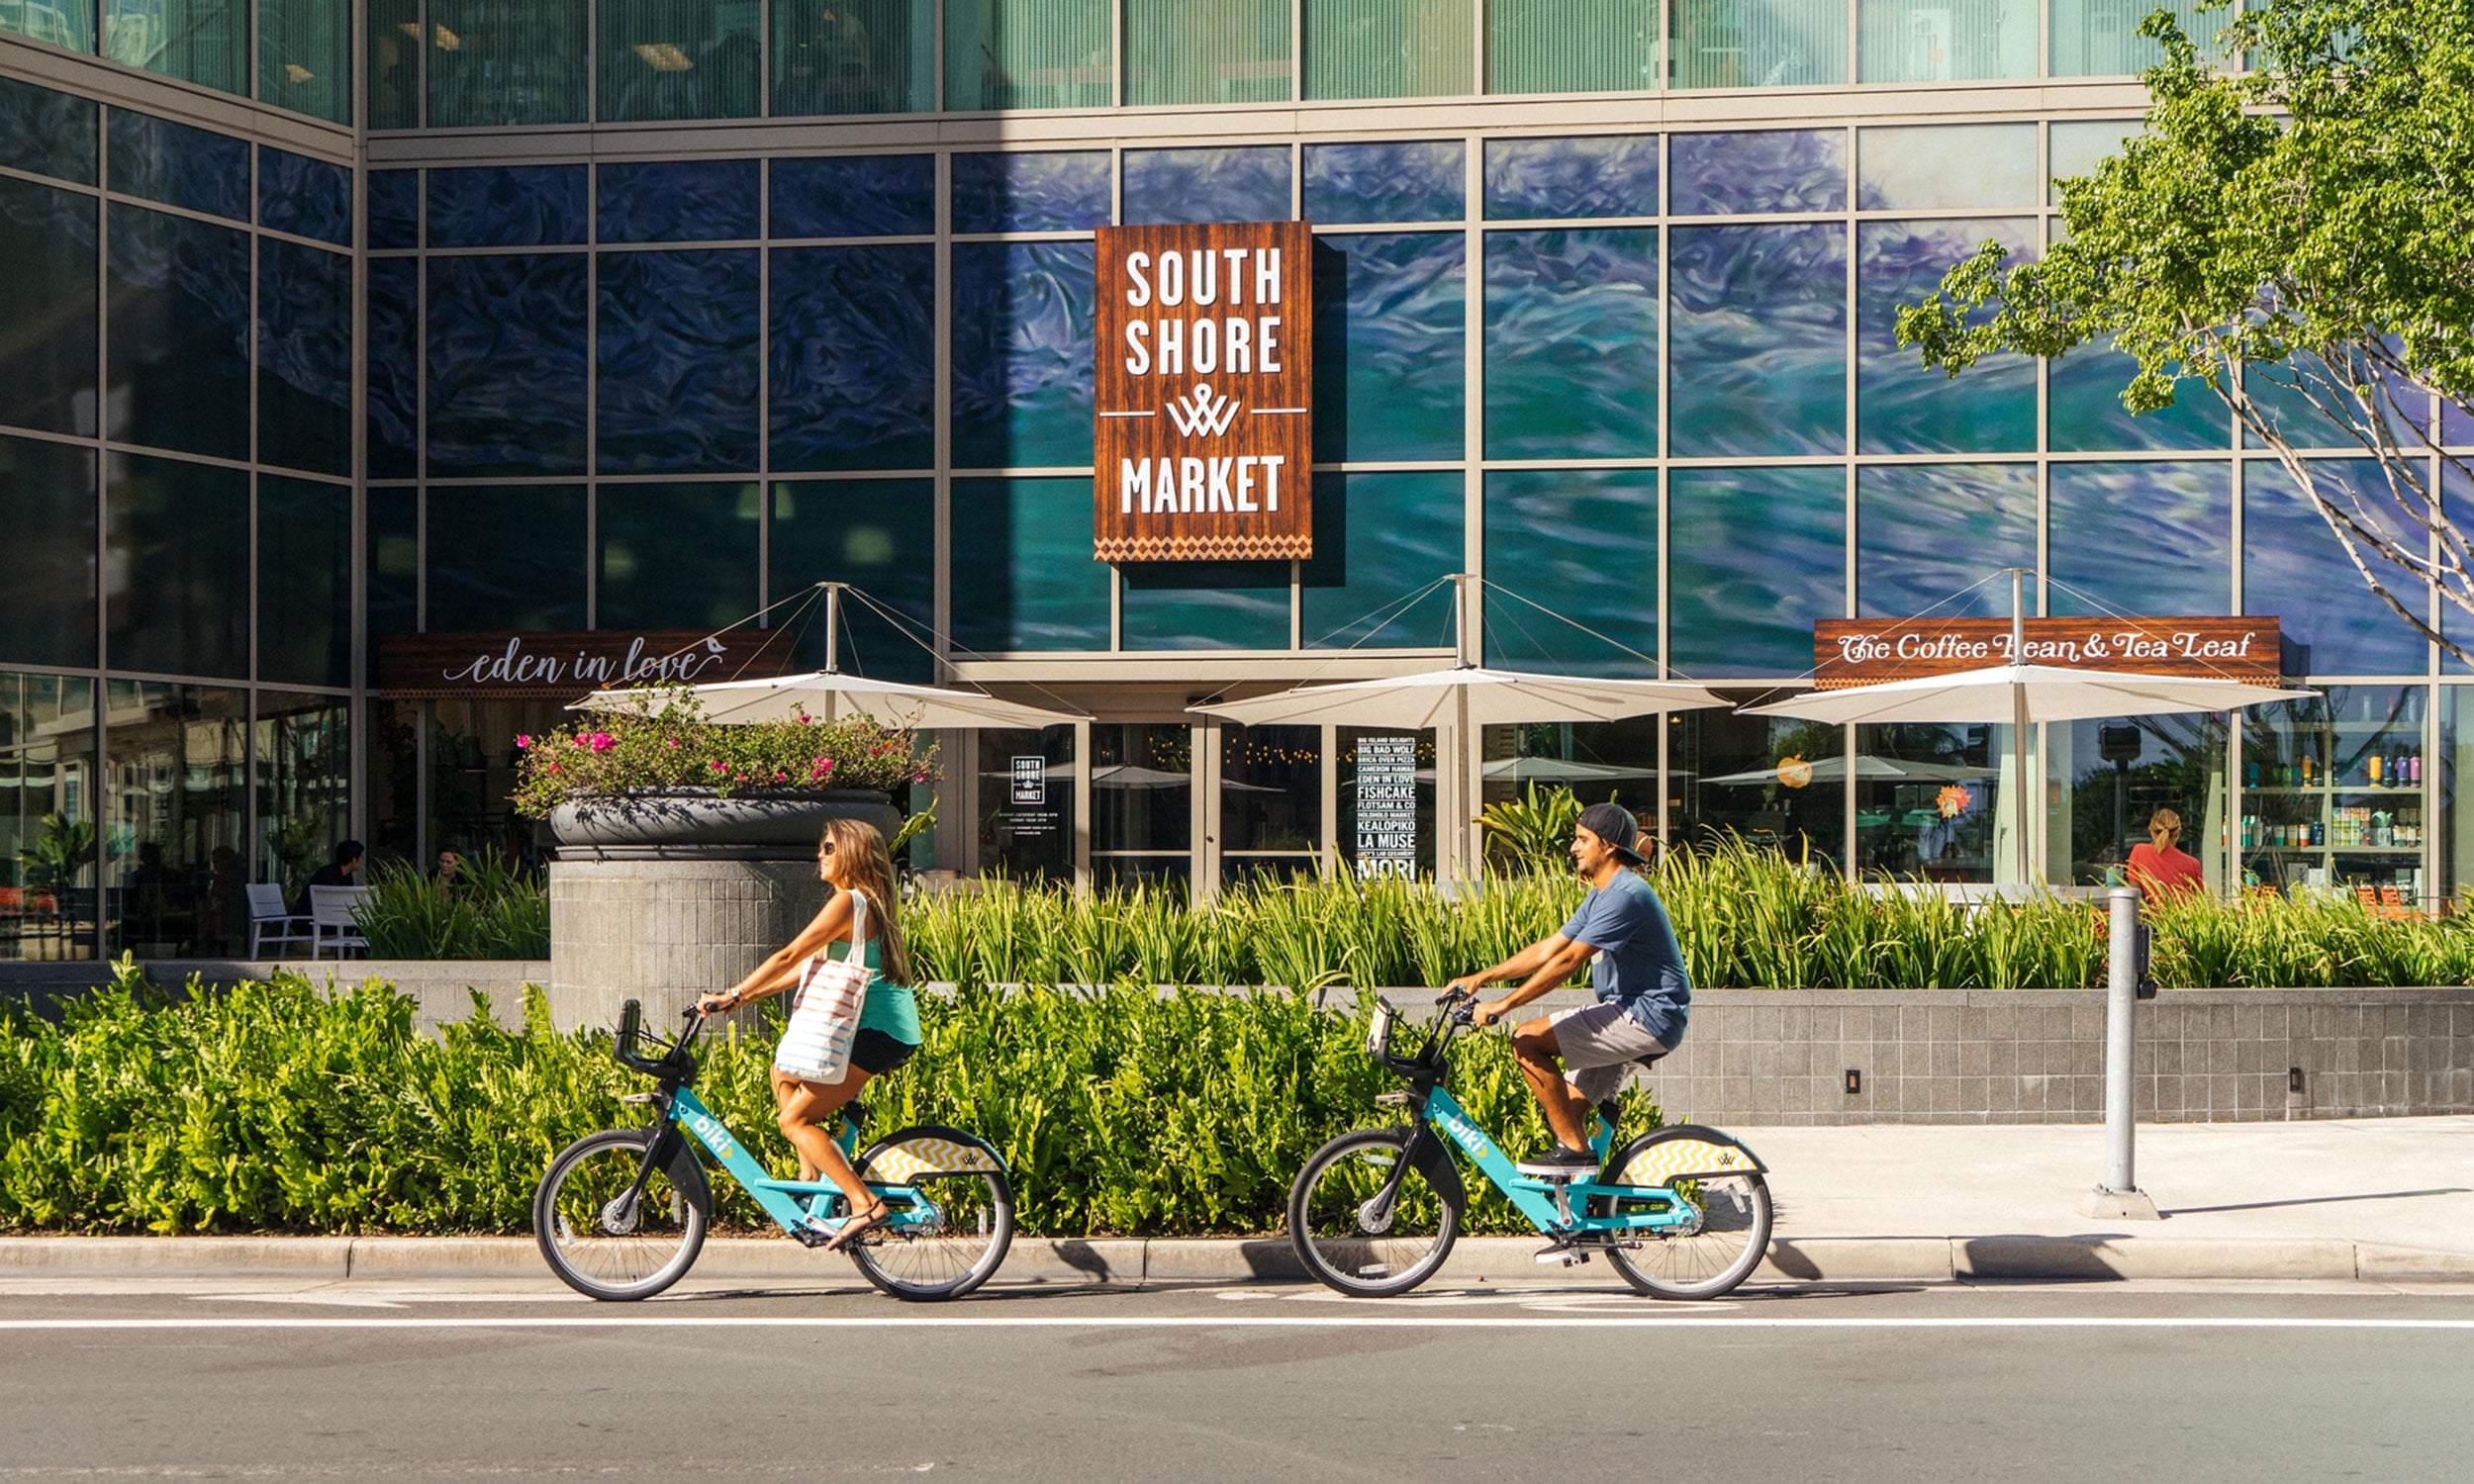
0, 964, 1655, 1238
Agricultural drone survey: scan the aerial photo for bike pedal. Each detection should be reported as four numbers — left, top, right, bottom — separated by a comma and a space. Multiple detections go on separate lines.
1533, 1243, 1588, 1267
792, 1218, 838, 1250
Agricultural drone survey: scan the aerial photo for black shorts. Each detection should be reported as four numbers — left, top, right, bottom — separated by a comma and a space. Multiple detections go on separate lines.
849, 1028, 919, 1076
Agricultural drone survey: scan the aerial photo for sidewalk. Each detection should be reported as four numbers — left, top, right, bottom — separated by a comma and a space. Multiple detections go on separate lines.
3, 1117, 2467, 1287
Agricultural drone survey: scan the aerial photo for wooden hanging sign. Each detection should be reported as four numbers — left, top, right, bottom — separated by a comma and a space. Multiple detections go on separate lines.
378, 630, 802, 698
1094, 220, 1314, 562
1814, 616, 2283, 688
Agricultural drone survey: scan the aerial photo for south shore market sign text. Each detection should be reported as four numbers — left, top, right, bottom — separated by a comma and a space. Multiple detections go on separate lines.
1094, 221, 1313, 562
1814, 617, 2282, 688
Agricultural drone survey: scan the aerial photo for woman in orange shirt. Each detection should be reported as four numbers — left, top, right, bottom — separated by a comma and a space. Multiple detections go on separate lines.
2126, 807, 2208, 899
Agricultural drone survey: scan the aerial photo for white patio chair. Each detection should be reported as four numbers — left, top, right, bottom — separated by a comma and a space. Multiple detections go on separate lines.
245, 882, 313, 959
309, 884, 372, 959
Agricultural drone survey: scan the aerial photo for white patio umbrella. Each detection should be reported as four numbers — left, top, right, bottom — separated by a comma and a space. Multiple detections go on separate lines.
573, 583, 1086, 731
1742, 571, 2317, 881
1699, 755, 1998, 788
1189, 575, 1729, 873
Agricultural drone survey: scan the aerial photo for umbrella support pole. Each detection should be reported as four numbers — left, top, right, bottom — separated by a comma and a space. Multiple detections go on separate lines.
2083, 885, 2160, 1220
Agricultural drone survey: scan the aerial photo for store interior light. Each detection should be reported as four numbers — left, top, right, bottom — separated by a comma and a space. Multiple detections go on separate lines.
432, 25, 461, 50
634, 43, 696, 72
284, 64, 314, 83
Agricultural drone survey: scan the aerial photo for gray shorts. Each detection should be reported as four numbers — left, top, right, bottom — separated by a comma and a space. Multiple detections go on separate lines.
1548, 1001, 1669, 1105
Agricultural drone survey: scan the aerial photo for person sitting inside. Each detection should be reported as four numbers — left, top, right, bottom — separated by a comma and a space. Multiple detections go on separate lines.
1442, 803, 1691, 1181
295, 839, 365, 915
2126, 807, 2208, 900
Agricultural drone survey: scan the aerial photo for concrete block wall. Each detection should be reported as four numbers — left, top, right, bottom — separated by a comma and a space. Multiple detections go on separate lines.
548, 860, 824, 1033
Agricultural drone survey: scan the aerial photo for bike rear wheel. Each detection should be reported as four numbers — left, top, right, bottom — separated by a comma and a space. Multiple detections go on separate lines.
1592, 1127, 1771, 1300
1287, 1127, 1461, 1298
534, 1127, 708, 1301
846, 1126, 1014, 1301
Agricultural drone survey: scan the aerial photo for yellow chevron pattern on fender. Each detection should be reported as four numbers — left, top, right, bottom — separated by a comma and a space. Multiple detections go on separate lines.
1616, 1138, 1761, 1188
867, 1137, 1003, 1184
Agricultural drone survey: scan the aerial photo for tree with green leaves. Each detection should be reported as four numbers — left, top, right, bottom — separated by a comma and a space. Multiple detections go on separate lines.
1898, 0, 2474, 660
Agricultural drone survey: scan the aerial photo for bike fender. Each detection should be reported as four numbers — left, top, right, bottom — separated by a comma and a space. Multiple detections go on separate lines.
859, 1124, 1008, 1183
1614, 1124, 1766, 1186
648, 1124, 714, 1216
1399, 1123, 1468, 1210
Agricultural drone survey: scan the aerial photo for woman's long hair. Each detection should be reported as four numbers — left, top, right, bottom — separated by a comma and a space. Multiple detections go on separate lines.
820, 817, 912, 986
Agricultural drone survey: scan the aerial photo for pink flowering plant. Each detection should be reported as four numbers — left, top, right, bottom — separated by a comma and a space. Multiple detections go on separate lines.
509, 687, 937, 817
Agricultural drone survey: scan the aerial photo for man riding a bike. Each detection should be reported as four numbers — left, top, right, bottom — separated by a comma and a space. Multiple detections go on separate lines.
1443, 802, 1690, 1176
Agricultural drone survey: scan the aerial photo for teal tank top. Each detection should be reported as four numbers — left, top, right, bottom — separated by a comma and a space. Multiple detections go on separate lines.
846, 895, 920, 1046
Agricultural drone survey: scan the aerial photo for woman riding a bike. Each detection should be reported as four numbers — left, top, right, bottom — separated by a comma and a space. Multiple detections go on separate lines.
697, 817, 919, 1252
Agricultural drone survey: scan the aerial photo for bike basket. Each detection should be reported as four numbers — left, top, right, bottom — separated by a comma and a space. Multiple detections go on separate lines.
1366, 997, 1397, 1057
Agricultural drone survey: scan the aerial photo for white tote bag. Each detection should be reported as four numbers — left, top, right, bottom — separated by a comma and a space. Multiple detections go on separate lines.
774, 890, 873, 1083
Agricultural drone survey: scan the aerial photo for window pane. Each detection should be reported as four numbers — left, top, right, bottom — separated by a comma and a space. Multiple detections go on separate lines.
254, 692, 350, 912
426, 253, 590, 477
976, 725, 1075, 881
2, 0, 94, 51
1223, 724, 1320, 854
775, 0, 935, 116
368, 489, 418, 637
1857, 124, 2038, 210
1303, 141, 1464, 225
1483, 468, 1657, 675
1854, 721, 2014, 882
1485, 228, 1658, 459
368, 0, 421, 129
1857, 0, 2034, 82
1855, 463, 2036, 618
1093, 722, 1191, 865
943, 0, 1112, 111
597, 0, 760, 122
2051, 0, 2229, 77
1856, 219, 2037, 454
1488, 0, 1659, 94
769, 479, 936, 681
2048, 119, 2142, 203
950, 239, 1096, 470
1669, 465, 1844, 679
258, 239, 353, 477
599, 159, 759, 243
428, 165, 589, 247
0, 75, 98, 185
1482, 135, 1659, 220
950, 150, 1110, 233
258, 147, 351, 245
1669, 129, 1845, 214
948, 477, 1109, 653
595, 482, 763, 630
1302, 471, 1461, 650
0, 177, 99, 438
1671, 0, 1848, 90
104, 0, 246, 95
1669, 223, 1847, 457
102, 681, 246, 957
260, 0, 352, 122
1304, 0, 1473, 100
257, 476, 351, 688
2049, 346, 2229, 451
1125, 0, 1290, 105
369, 169, 420, 249
1123, 563, 1290, 651
427, 485, 589, 631
2244, 460, 2427, 676
429, 0, 589, 127
1670, 697, 1844, 866
0, 671, 99, 964
366, 257, 420, 481
2052, 711, 2229, 892
107, 205, 250, 462
106, 451, 248, 679
597, 247, 762, 474
773, 154, 934, 238
107, 110, 248, 222
1313, 232, 1465, 464
1123, 146, 1290, 227
771, 244, 935, 472
2047, 460, 2231, 618
0, 436, 98, 669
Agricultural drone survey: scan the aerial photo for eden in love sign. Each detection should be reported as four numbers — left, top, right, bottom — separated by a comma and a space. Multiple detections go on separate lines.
1094, 221, 1313, 562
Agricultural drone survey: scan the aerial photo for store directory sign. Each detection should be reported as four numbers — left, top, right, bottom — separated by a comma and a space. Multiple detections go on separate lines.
1094, 220, 1314, 562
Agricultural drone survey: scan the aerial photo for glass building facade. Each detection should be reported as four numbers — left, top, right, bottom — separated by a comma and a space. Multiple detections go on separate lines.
6, 3, 2472, 950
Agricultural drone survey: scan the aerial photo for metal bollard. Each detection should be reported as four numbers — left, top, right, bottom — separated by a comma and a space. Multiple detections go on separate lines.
2083, 885, 2161, 1220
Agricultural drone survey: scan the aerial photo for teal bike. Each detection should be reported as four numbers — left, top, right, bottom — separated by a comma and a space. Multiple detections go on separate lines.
1288, 990, 1772, 1300
533, 1000, 1013, 1302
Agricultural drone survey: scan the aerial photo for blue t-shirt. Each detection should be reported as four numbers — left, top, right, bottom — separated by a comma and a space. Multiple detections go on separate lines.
1558, 871, 1691, 1048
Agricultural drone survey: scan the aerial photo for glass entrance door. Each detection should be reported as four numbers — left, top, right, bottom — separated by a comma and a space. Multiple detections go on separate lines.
1092, 721, 1192, 888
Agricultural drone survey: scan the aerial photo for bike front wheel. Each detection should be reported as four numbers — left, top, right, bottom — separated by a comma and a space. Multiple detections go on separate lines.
1287, 1127, 1462, 1298
847, 1126, 1015, 1302
1593, 1127, 1772, 1300
533, 1127, 708, 1301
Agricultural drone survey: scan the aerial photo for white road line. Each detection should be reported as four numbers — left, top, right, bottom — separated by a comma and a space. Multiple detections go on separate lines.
1, 1316, 2470, 1333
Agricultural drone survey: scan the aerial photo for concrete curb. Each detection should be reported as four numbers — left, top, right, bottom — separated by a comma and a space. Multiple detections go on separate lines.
5, 1234, 2470, 1285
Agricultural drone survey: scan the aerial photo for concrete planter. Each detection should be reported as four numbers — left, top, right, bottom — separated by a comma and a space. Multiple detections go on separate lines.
547, 788, 899, 862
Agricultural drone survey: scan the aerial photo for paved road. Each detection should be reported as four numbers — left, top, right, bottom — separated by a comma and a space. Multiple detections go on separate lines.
6, 1277, 2471, 1481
